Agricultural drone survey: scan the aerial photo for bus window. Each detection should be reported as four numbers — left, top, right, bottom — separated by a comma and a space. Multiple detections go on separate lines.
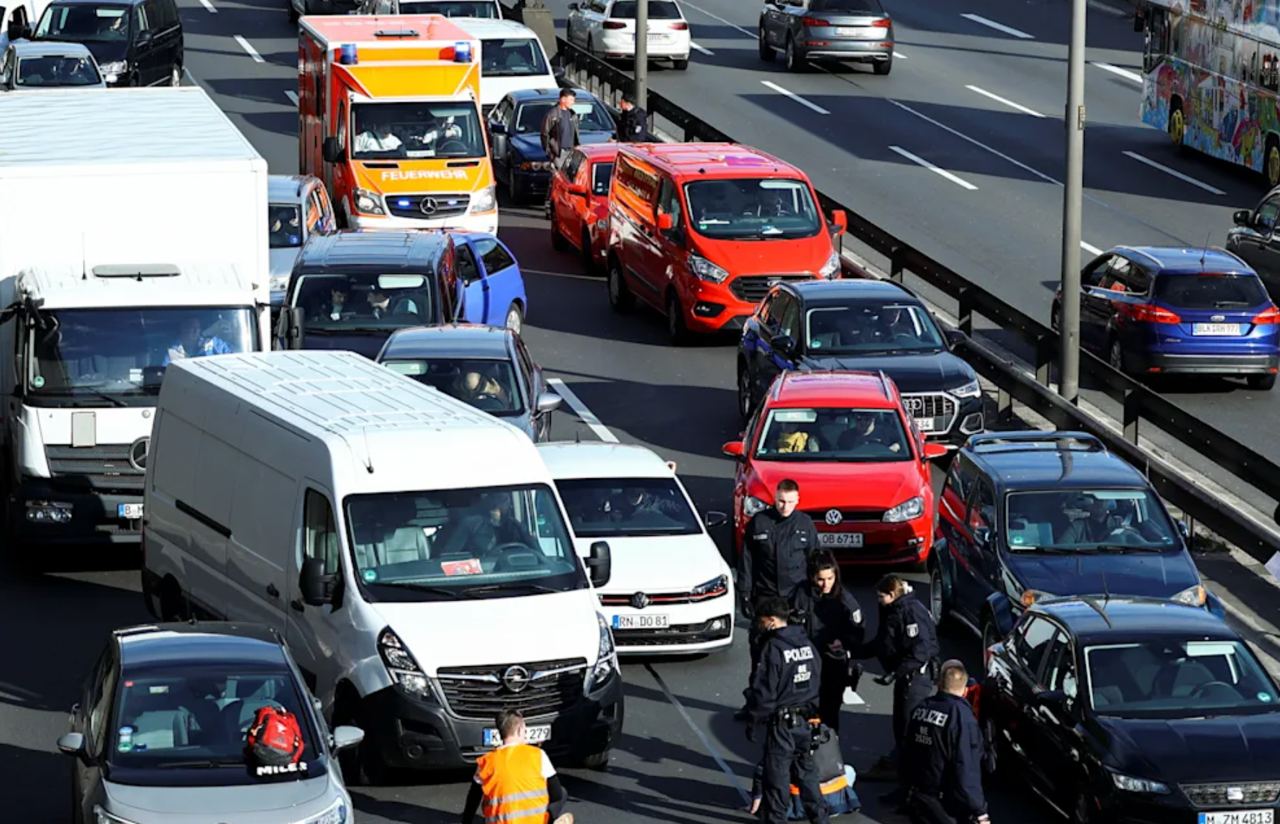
1143, 7, 1170, 73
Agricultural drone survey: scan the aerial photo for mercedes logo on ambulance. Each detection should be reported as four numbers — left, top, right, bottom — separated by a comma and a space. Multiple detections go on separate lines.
502, 665, 531, 693
419, 197, 439, 216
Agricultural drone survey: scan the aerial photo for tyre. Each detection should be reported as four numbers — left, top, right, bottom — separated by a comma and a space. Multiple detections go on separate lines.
550, 210, 569, 251
1108, 337, 1128, 374
1248, 373, 1277, 390
505, 302, 523, 335
506, 168, 527, 205
737, 362, 754, 423
580, 748, 610, 771
336, 700, 390, 786
607, 258, 633, 313
1168, 98, 1186, 151
673, 57, 689, 70
785, 36, 806, 72
758, 24, 773, 61
872, 55, 892, 75
666, 291, 690, 344
928, 561, 952, 632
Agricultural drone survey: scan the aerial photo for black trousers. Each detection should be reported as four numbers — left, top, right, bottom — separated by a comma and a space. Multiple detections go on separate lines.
817, 658, 846, 735
761, 719, 830, 824
892, 671, 936, 750
906, 791, 961, 824
744, 623, 767, 702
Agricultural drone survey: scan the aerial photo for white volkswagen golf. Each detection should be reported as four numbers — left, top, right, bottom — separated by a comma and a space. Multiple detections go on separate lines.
540, 442, 735, 654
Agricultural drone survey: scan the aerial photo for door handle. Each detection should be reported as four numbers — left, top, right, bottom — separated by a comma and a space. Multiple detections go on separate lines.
290, 599, 305, 613
266, 583, 280, 598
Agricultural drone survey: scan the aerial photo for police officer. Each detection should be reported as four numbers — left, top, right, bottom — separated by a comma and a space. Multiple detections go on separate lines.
902, 660, 990, 824
789, 549, 864, 735
617, 92, 649, 142
744, 596, 830, 824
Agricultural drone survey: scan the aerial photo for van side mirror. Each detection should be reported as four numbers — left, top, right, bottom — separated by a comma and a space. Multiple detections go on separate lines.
322, 136, 344, 163
282, 306, 304, 349
300, 557, 335, 607
656, 212, 674, 231
774, 333, 796, 357
586, 540, 611, 587
973, 526, 991, 547
57, 732, 92, 766
1133, 9, 1145, 32
7, 20, 27, 41
1234, 208, 1254, 228
489, 121, 507, 135
830, 210, 847, 236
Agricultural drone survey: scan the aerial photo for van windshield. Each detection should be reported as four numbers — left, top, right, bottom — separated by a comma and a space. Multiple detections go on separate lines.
26, 307, 257, 405
346, 484, 589, 601
399, 0, 498, 16
481, 37, 548, 78
293, 273, 436, 333
351, 101, 485, 160
35, 3, 130, 42
683, 178, 822, 240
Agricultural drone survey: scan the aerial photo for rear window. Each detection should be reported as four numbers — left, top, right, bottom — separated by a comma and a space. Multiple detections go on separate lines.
1153, 273, 1269, 310
811, 0, 884, 11
610, 0, 682, 19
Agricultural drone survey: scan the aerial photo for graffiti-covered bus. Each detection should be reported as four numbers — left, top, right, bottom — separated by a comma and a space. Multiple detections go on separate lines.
1139, 0, 1280, 186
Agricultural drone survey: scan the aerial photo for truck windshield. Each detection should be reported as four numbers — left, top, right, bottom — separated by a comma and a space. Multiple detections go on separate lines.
351, 101, 485, 160
293, 273, 435, 333
480, 38, 548, 77
36, 3, 130, 42
345, 484, 589, 602
684, 178, 822, 240
27, 307, 256, 403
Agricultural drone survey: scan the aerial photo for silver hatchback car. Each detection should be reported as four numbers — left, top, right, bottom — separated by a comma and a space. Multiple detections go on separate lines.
758, 0, 894, 75
269, 175, 337, 306
59, 622, 362, 824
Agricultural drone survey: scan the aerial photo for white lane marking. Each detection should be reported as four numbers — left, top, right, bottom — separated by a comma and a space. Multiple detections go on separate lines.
1081, 241, 1104, 256
889, 145, 979, 190
234, 34, 264, 63
960, 13, 1033, 39
761, 80, 830, 115
284, 90, 299, 105
1122, 150, 1226, 195
523, 267, 599, 281
547, 378, 619, 443
1092, 61, 1142, 83
965, 84, 1044, 118
690, 40, 713, 55
678, 0, 757, 38
894, 50, 907, 58
198, 0, 216, 12
647, 664, 750, 807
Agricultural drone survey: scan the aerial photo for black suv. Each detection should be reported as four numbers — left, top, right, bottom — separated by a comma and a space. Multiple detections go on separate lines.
737, 278, 983, 444
984, 598, 1280, 823
931, 431, 1221, 650
32, 0, 183, 87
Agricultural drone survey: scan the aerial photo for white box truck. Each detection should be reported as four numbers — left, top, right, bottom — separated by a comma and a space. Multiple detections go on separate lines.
0, 87, 271, 548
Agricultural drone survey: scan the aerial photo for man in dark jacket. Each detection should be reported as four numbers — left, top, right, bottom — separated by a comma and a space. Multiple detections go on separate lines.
540, 87, 579, 171
902, 660, 990, 824
617, 92, 649, 142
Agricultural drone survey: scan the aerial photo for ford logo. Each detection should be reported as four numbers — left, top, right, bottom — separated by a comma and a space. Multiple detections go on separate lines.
1210, 314, 1226, 322
502, 665, 531, 693
825, 508, 843, 526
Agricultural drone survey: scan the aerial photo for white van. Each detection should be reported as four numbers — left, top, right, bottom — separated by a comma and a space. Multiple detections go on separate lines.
451, 18, 558, 114
142, 350, 622, 778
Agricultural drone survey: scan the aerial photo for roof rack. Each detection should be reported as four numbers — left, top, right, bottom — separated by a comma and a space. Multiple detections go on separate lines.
967, 430, 1105, 454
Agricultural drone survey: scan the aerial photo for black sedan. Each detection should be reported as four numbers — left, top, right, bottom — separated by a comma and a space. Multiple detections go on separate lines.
737, 278, 983, 444
984, 597, 1280, 824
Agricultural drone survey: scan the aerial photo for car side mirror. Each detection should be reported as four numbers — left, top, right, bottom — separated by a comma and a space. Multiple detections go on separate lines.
830, 209, 847, 236
136, 30, 153, 48
536, 391, 562, 413
1177, 520, 1190, 540
553, 66, 566, 81
56, 732, 92, 765
656, 212, 674, 231
1234, 208, 1253, 227
704, 510, 728, 528
721, 440, 745, 458
6, 21, 26, 41
281, 305, 304, 349
322, 136, 344, 164
774, 333, 796, 356
973, 525, 991, 547
299, 557, 335, 607
586, 540, 611, 587
923, 442, 949, 461
944, 328, 965, 348
330, 725, 364, 753
489, 121, 507, 135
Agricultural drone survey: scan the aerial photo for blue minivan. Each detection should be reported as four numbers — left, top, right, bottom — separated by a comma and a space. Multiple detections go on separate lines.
1053, 246, 1280, 389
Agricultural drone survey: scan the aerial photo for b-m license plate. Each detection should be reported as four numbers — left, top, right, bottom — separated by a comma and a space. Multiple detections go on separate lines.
118, 503, 143, 519
1198, 811, 1274, 824
484, 725, 550, 747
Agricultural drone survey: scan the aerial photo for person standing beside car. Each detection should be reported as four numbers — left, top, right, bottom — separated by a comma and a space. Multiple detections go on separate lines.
617, 92, 649, 142
541, 88, 579, 173
901, 660, 990, 824
789, 550, 864, 735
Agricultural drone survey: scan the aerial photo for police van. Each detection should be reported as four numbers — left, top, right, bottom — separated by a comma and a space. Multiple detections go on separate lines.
141, 350, 622, 777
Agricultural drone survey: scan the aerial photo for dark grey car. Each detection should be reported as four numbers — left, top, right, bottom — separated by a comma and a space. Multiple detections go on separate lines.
1227, 185, 1280, 301
758, 0, 893, 74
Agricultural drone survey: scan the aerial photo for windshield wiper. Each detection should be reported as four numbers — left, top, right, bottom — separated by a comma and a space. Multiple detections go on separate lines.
304, 325, 391, 335
467, 582, 562, 595
156, 758, 244, 769
38, 388, 131, 408
1009, 544, 1093, 554
378, 582, 480, 598
1091, 543, 1167, 553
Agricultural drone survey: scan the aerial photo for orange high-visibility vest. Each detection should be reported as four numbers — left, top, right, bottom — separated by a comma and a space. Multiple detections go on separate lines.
476, 743, 550, 824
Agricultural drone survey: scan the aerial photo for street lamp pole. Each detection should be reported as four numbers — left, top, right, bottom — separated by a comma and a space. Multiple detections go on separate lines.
1059, 0, 1087, 404
634, 0, 648, 108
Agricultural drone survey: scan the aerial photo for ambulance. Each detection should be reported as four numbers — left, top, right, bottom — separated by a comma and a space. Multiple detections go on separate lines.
298, 15, 498, 233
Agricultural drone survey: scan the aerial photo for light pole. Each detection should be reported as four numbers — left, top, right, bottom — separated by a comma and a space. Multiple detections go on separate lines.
634, 0, 648, 109
1059, 0, 1086, 404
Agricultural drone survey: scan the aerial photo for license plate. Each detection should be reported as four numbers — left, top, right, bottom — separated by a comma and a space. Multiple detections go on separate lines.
118, 503, 143, 520
819, 533, 863, 547
834, 26, 873, 37
612, 613, 669, 629
1199, 811, 1274, 824
1193, 323, 1242, 336
914, 417, 937, 432
484, 724, 550, 747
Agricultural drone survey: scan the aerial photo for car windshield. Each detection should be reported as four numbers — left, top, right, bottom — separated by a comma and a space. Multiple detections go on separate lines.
684, 178, 821, 240
35, 3, 129, 42
481, 37, 548, 77
383, 357, 524, 416
514, 100, 613, 134
16, 54, 101, 86
294, 273, 435, 332
268, 204, 303, 249
557, 478, 701, 538
1153, 273, 1269, 310
610, 0, 682, 18
811, 0, 883, 11
28, 307, 256, 404
756, 407, 912, 462
400, 0, 497, 15
351, 101, 484, 159
346, 484, 587, 601
592, 161, 615, 196
806, 301, 944, 354
106, 662, 323, 786
1004, 488, 1179, 551
1086, 639, 1279, 717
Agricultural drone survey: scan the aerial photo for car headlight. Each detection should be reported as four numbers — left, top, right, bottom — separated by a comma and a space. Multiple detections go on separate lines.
472, 185, 497, 213
1172, 584, 1207, 607
377, 627, 437, 702
1020, 589, 1055, 608
1110, 771, 1169, 794
687, 253, 729, 283
300, 800, 348, 824
743, 495, 768, 517
951, 378, 981, 399
99, 60, 127, 80
94, 807, 139, 824
883, 496, 924, 523
587, 612, 618, 691
818, 250, 840, 278
690, 574, 729, 599
354, 188, 385, 216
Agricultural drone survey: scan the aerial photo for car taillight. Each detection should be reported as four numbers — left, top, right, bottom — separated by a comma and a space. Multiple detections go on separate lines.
1253, 305, 1280, 324
669, 21, 688, 29
603, 19, 626, 28
872, 17, 892, 27
801, 16, 827, 26
1125, 303, 1181, 324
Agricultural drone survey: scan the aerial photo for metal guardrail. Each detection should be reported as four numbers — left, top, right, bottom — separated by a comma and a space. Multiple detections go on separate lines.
499, 3, 1280, 564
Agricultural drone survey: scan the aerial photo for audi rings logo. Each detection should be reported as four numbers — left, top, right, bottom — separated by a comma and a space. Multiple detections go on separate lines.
502, 665, 531, 693
825, 509, 843, 526
128, 437, 150, 472
631, 592, 650, 610
419, 197, 439, 216
903, 397, 924, 416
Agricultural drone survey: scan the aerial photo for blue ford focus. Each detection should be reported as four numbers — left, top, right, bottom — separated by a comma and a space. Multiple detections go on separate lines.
1053, 246, 1280, 390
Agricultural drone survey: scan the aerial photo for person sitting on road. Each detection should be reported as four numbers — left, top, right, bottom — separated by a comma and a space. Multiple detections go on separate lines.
164, 316, 232, 365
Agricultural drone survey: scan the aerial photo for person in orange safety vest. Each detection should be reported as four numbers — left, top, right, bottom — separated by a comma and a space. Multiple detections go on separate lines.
462, 709, 573, 824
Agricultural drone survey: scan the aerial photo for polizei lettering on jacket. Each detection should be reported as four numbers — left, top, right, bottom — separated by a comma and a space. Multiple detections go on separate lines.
783, 646, 815, 664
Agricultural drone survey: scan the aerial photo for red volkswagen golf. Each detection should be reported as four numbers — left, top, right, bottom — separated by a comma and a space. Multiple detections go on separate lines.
723, 370, 947, 566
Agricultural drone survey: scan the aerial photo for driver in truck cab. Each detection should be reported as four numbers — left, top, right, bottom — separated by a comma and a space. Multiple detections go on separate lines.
439, 492, 536, 555
164, 316, 232, 365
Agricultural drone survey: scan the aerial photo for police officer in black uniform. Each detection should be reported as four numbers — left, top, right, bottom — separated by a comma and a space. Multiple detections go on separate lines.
617, 92, 649, 142
902, 660, 991, 824
744, 596, 830, 824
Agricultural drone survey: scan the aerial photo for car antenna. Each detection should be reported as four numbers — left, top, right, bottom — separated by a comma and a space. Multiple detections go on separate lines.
1200, 229, 1211, 271
574, 428, 582, 444
361, 426, 375, 474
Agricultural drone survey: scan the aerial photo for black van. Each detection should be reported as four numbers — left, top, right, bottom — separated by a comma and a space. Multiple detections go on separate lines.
278, 230, 462, 359
31, 0, 182, 87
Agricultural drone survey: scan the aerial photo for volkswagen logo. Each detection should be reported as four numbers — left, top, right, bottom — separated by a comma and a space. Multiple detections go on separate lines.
903, 397, 924, 415
1211, 314, 1226, 322
419, 197, 439, 216
128, 437, 150, 472
825, 508, 843, 526
502, 665, 531, 693
631, 592, 650, 610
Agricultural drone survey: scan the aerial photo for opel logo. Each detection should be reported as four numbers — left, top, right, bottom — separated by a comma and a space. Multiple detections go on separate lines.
904, 397, 924, 415
825, 508, 843, 526
1211, 314, 1226, 322
502, 665, 531, 693
128, 437, 149, 472
631, 592, 650, 610
419, 197, 439, 216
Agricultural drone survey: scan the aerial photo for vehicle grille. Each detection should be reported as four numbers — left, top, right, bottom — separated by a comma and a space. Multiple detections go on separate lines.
599, 586, 727, 607
807, 506, 888, 524
45, 445, 144, 493
900, 392, 957, 434
1181, 781, 1280, 807
729, 274, 812, 304
436, 657, 586, 720
385, 192, 471, 220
